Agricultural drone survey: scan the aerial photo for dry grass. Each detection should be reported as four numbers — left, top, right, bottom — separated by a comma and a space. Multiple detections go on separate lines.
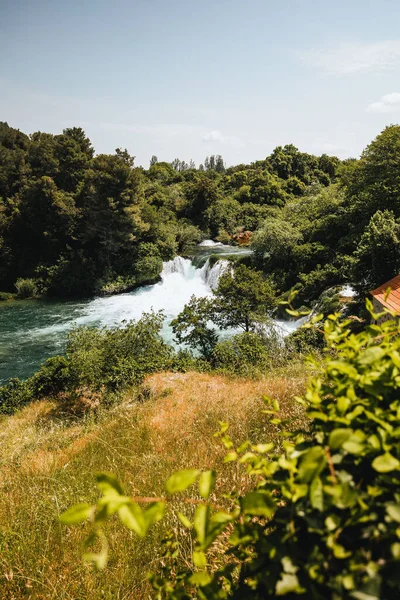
0, 370, 307, 599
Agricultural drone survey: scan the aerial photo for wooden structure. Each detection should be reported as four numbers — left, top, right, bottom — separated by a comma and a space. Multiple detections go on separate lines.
370, 274, 400, 319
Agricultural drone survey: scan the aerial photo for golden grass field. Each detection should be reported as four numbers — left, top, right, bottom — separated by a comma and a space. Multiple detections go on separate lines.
0, 370, 307, 599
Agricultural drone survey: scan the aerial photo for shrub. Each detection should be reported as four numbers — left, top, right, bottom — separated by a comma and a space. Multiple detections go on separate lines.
63, 303, 400, 598
214, 327, 288, 375
212, 330, 275, 375
285, 323, 325, 355
0, 291, 13, 301
0, 378, 31, 414
170, 349, 210, 373
65, 311, 172, 396
30, 355, 71, 397
14, 277, 37, 299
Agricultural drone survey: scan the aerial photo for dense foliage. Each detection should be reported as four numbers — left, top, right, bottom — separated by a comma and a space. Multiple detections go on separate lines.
1, 121, 342, 298
2, 121, 400, 307
62, 304, 400, 599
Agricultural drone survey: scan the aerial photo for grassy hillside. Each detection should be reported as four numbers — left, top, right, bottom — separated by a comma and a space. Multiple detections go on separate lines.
0, 371, 306, 599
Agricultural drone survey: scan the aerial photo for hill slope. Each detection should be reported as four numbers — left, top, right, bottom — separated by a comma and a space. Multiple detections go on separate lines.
0, 371, 305, 599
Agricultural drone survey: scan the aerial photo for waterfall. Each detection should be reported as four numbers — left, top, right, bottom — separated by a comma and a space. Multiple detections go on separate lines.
161, 256, 193, 279
198, 239, 224, 247
200, 258, 231, 290
161, 256, 230, 290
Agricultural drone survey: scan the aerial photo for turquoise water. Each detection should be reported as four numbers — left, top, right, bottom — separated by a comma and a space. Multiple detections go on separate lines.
0, 245, 299, 385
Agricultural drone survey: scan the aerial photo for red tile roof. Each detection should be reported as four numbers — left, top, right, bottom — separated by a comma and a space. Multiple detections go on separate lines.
370, 274, 400, 313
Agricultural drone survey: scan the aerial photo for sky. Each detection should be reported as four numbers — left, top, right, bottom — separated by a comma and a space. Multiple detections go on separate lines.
1, 0, 400, 167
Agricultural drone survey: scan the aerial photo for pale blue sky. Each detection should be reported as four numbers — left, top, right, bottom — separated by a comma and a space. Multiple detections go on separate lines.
1, 0, 400, 166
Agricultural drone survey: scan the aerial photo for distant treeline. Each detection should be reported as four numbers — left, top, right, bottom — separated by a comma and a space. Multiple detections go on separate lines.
1, 121, 400, 302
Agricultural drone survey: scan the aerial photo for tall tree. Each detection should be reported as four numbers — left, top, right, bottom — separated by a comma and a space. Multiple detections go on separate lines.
171, 295, 218, 359
352, 209, 400, 294
214, 264, 276, 332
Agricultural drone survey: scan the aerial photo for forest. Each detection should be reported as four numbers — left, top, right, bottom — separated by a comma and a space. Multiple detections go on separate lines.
2, 121, 399, 307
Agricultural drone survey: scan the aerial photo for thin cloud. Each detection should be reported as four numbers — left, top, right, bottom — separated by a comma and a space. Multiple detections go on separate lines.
94, 122, 202, 137
300, 40, 400, 75
202, 130, 243, 147
367, 92, 400, 113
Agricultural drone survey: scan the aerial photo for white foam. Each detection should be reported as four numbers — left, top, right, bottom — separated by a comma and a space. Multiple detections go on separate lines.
198, 239, 224, 247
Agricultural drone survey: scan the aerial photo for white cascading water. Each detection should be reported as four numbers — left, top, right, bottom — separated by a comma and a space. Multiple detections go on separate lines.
0, 252, 305, 383
70, 256, 233, 345
25, 256, 301, 343
200, 258, 232, 290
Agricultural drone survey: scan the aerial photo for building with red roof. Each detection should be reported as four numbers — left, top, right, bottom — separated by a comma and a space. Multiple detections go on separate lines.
370, 274, 400, 316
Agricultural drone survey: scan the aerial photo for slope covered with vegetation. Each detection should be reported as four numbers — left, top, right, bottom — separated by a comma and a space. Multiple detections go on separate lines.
0, 369, 307, 599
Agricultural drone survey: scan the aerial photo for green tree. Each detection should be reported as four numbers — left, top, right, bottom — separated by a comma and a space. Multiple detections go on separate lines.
252, 217, 302, 268
55, 127, 93, 192
352, 209, 400, 294
344, 125, 400, 224
171, 295, 218, 359
214, 264, 276, 332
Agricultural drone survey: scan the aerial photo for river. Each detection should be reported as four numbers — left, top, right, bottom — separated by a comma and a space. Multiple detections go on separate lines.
0, 244, 301, 385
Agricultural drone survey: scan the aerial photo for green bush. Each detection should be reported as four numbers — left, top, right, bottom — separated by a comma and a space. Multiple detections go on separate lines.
0, 378, 32, 414
212, 328, 286, 375
65, 311, 172, 396
63, 304, 400, 598
14, 277, 37, 298
285, 323, 325, 355
30, 355, 71, 397
0, 291, 13, 301
169, 349, 210, 373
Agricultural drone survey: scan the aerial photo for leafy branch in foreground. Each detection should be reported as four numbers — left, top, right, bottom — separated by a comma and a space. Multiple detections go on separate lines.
61, 301, 400, 599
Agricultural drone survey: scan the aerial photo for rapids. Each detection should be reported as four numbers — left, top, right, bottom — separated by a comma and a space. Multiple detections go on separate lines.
0, 251, 302, 384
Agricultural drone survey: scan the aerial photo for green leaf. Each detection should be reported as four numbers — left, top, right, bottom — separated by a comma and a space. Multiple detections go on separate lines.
286, 308, 300, 317
198, 470, 216, 499
358, 347, 385, 365
391, 543, 400, 559
372, 452, 400, 473
59, 503, 92, 525
178, 512, 192, 528
309, 477, 324, 511
192, 550, 207, 568
194, 504, 210, 545
387, 503, 400, 523
223, 451, 238, 463
325, 514, 340, 531
276, 573, 302, 595
118, 502, 146, 536
331, 542, 351, 559
342, 438, 365, 455
253, 443, 274, 453
189, 572, 212, 586
240, 491, 276, 518
166, 469, 200, 494
297, 447, 326, 483
95, 472, 124, 496
329, 428, 352, 450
